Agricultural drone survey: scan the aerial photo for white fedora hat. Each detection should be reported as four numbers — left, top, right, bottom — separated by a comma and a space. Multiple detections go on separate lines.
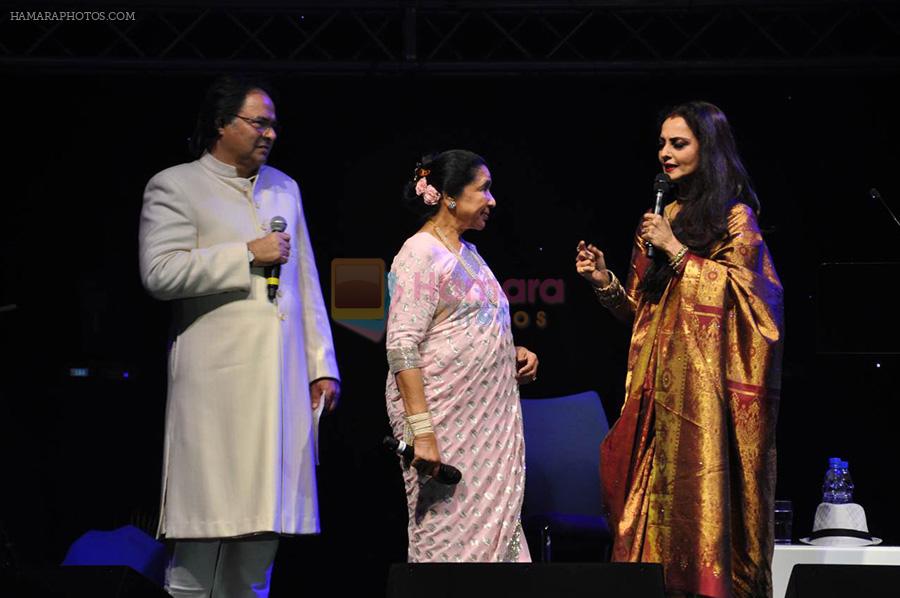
800, 502, 881, 546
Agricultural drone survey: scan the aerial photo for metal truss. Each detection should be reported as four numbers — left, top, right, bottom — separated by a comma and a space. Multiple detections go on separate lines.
2, 2, 900, 74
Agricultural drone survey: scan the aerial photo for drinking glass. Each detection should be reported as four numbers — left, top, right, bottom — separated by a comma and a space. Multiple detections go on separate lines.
774, 499, 793, 544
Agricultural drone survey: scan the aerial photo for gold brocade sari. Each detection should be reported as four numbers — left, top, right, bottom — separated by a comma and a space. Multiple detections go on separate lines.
600, 202, 784, 598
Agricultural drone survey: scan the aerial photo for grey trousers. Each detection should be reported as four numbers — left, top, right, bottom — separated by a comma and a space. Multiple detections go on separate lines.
164, 535, 279, 598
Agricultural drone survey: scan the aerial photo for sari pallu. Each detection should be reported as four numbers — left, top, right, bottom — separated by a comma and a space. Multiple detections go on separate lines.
601, 202, 784, 598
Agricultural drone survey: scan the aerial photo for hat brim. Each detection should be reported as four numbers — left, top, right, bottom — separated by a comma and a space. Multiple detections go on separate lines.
799, 536, 882, 547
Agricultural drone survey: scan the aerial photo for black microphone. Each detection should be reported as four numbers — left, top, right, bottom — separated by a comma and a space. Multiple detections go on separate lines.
383, 436, 463, 485
646, 173, 672, 258
266, 215, 287, 301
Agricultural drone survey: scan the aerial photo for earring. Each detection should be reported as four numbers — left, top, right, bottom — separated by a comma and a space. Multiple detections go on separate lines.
448, 200, 457, 210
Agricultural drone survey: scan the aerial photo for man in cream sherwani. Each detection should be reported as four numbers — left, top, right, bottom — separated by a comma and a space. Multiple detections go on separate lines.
139, 76, 340, 597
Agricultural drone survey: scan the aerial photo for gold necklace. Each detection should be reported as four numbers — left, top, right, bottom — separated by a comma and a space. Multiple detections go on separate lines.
431, 224, 499, 306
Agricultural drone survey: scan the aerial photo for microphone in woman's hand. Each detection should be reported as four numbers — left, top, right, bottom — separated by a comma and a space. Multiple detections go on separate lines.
647, 173, 672, 258
383, 436, 463, 485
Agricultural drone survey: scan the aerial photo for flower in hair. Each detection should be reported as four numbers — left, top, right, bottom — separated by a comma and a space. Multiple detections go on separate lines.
415, 176, 441, 206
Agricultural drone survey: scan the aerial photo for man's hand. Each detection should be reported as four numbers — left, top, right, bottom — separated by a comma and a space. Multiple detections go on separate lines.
310, 378, 341, 413
248, 232, 291, 267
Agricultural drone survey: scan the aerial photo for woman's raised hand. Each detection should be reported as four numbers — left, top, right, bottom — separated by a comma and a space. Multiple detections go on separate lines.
576, 240, 611, 287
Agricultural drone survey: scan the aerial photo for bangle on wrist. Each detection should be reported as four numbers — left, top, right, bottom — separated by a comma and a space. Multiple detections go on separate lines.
405, 411, 434, 438
592, 271, 615, 292
669, 245, 689, 270
592, 269, 625, 309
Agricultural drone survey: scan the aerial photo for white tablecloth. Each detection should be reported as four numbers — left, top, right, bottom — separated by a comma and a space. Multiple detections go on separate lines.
772, 544, 900, 598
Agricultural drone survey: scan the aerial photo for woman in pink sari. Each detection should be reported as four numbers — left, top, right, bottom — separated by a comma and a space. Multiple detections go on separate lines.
385, 149, 539, 562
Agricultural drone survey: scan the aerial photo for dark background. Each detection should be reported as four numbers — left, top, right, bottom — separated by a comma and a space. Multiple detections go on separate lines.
2, 2, 900, 596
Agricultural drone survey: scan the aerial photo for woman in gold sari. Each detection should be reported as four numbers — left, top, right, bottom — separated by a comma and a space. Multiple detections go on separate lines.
576, 101, 784, 597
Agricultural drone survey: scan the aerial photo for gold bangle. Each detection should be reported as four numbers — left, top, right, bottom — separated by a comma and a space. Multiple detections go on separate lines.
405, 411, 434, 438
593, 271, 617, 293
592, 270, 625, 308
669, 246, 688, 270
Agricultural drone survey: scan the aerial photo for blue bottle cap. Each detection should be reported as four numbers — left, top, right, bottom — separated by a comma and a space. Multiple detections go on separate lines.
841, 460, 849, 468
829, 457, 841, 466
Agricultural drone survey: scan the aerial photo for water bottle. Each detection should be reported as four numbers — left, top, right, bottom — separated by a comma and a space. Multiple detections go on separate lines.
822, 457, 843, 503
837, 460, 854, 504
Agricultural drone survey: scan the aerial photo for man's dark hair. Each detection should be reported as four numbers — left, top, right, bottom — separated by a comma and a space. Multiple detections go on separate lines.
189, 76, 276, 159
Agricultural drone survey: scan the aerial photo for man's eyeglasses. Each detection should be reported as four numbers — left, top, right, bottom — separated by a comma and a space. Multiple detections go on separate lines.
230, 114, 280, 135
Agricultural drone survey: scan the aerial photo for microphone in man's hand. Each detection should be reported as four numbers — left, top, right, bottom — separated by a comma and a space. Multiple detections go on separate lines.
646, 173, 672, 258
383, 436, 462, 485
266, 216, 287, 301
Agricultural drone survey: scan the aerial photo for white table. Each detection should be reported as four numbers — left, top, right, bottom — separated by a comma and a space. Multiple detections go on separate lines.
772, 544, 900, 598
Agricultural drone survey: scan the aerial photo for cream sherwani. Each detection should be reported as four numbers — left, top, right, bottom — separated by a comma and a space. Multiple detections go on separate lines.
139, 152, 339, 539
